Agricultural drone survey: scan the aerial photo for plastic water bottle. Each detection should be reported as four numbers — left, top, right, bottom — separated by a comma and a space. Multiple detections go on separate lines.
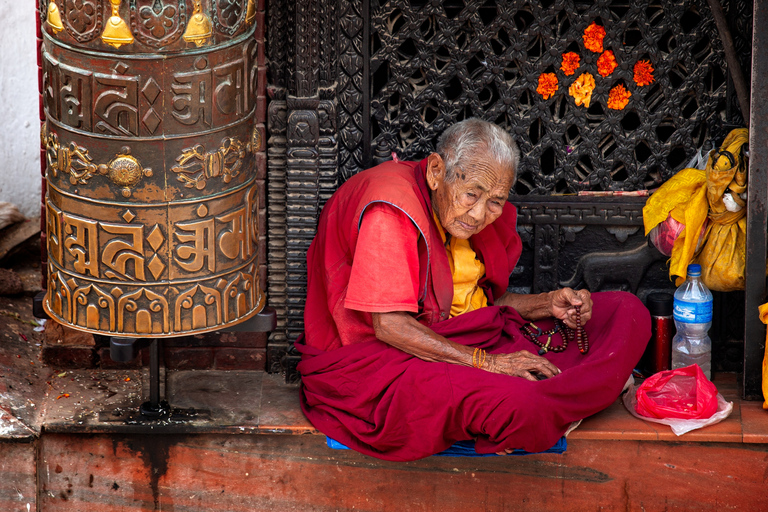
672, 264, 713, 379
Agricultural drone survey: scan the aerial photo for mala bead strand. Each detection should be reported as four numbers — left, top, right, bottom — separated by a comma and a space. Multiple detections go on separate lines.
519, 305, 589, 355
575, 306, 589, 354
521, 322, 566, 355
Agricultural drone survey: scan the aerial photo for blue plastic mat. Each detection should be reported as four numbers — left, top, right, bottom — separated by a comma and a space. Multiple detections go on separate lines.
326, 436, 567, 457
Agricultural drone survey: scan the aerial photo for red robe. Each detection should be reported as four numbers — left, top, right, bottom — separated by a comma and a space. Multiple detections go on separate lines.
298, 159, 650, 461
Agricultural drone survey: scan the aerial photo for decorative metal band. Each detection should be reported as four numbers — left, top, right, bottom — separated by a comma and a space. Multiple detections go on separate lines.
45, 0, 255, 52
42, 36, 259, 139
60, 0, 104, 43
172, 137, 254, 190
43, 124, 153, 198
44, 178, 262, 337
212, 0, 247, 36
129, 0, 188, 48
43, 0, 264, 337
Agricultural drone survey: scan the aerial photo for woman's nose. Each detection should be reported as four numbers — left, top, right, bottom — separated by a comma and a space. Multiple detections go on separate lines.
467, 201, 486, 222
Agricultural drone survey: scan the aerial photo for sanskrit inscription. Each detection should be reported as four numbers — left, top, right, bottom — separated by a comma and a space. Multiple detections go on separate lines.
41, 41, 258, 136
42, 0, 264, 337
45, 181, 262, 336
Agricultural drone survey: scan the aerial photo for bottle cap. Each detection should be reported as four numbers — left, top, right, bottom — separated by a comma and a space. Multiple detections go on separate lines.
687, 263, 702, 276
646, 292, 674, 316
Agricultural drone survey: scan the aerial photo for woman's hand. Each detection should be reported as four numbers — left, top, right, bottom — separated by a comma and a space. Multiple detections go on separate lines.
372, 311, 562, 381
549, 288, 592, 328
485, 350, 561, 381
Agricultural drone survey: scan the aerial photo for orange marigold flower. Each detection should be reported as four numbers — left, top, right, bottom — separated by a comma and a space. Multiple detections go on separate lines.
597, 50, 618, 77
569, 72, 596, 108
561, 52, 580, 76
583, 22, 606, 53
607, 84, 632, 110
633, 60, 655, 86
537, 73, 558, 100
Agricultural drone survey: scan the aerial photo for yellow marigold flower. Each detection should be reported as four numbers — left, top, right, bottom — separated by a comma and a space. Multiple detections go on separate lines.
561, 52, 580, 76
607, 84, 632, 110
569, 72, 596, 108
597, 50, 618, 77
583, 22, 606, 53
537, 72, 558, 100
633, 60, 655, 86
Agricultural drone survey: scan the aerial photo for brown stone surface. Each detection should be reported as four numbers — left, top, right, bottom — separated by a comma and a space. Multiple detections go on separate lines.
741, 401, 768, 444
39, 371, 306, 436
213, 347, 265, 371
165, 331, 267, 349
163, 347, 214, 370
43, 321, 95, 347
41, 346, 96, 369
36, 432, 768, 512
41, 321, 97, 370
0, 441, 36, 511
0, 268, 23, 296
15, 266, 42, 296
39, 369, 145, 431
97, 347, 149, 370
0, 292, 50, 433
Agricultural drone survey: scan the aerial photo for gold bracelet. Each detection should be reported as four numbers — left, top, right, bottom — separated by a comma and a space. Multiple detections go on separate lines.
472, 347, 479, 368
480, 349, 486, 369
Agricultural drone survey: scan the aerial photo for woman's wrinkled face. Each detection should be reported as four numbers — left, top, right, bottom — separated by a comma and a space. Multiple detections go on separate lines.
426, 152, 515, 240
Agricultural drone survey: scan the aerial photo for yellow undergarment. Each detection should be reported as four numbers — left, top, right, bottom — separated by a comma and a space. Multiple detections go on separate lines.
433, 212, 488, 317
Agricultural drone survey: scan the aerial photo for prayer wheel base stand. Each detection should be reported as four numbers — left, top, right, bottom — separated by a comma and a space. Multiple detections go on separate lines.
100, 307, 277, 423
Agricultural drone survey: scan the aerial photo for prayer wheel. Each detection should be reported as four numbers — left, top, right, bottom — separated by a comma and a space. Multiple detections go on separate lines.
41, 0, 264, 337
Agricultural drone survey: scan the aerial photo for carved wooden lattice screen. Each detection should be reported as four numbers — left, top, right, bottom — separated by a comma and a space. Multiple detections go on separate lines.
266, 0, 751, 380
368, 0, 747, 192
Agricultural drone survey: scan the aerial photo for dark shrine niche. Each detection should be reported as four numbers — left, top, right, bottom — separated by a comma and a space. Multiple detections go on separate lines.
266, 0, 752, 380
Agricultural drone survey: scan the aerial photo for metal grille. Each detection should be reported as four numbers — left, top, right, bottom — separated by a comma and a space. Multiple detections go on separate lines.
368, 0, 737, 194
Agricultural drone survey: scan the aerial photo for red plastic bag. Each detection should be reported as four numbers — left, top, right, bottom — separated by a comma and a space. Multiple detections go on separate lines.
635, 365, 718, 420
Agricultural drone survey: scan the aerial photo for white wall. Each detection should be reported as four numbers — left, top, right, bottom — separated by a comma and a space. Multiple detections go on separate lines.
0, 1, 41, 218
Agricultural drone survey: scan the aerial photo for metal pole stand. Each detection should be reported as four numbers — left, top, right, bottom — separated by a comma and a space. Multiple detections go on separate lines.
138, 339, 169, 419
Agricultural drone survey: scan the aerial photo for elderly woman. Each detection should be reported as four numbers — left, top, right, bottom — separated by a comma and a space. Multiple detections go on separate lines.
297, 118, 650, 461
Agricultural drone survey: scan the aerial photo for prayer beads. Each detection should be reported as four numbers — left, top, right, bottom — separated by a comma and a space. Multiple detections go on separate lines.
519, 305, 589, 355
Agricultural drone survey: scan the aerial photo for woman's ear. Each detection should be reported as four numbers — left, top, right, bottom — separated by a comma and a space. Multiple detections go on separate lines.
426, 153, 445, 191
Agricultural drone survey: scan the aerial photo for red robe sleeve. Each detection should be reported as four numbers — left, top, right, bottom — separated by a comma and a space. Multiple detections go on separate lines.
345, 202, 422, 313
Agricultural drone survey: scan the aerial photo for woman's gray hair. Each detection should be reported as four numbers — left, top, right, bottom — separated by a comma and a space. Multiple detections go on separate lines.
436, 118, 520, 183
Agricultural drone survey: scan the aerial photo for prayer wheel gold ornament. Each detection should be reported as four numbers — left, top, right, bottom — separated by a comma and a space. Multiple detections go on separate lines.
101, 0, 134, 49
183, 0, 213, 47
42, 0, 264, 337
46, 0, 63, 34
245, 0, 257, 25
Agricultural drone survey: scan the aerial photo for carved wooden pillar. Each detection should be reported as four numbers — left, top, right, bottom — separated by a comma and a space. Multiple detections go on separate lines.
40, 0, 266, 337
266, 0, 339, 379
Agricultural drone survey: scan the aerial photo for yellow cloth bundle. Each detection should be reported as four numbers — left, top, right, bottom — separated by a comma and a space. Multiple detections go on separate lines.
643, 128, 749, 291
697, 129, 748, 292
757, 303, 768, 409
643, 167, 708, 286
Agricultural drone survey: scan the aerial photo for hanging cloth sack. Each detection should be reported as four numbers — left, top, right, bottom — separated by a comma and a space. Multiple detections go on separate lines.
643, 169, 709, 286
694, 128, 749, 292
